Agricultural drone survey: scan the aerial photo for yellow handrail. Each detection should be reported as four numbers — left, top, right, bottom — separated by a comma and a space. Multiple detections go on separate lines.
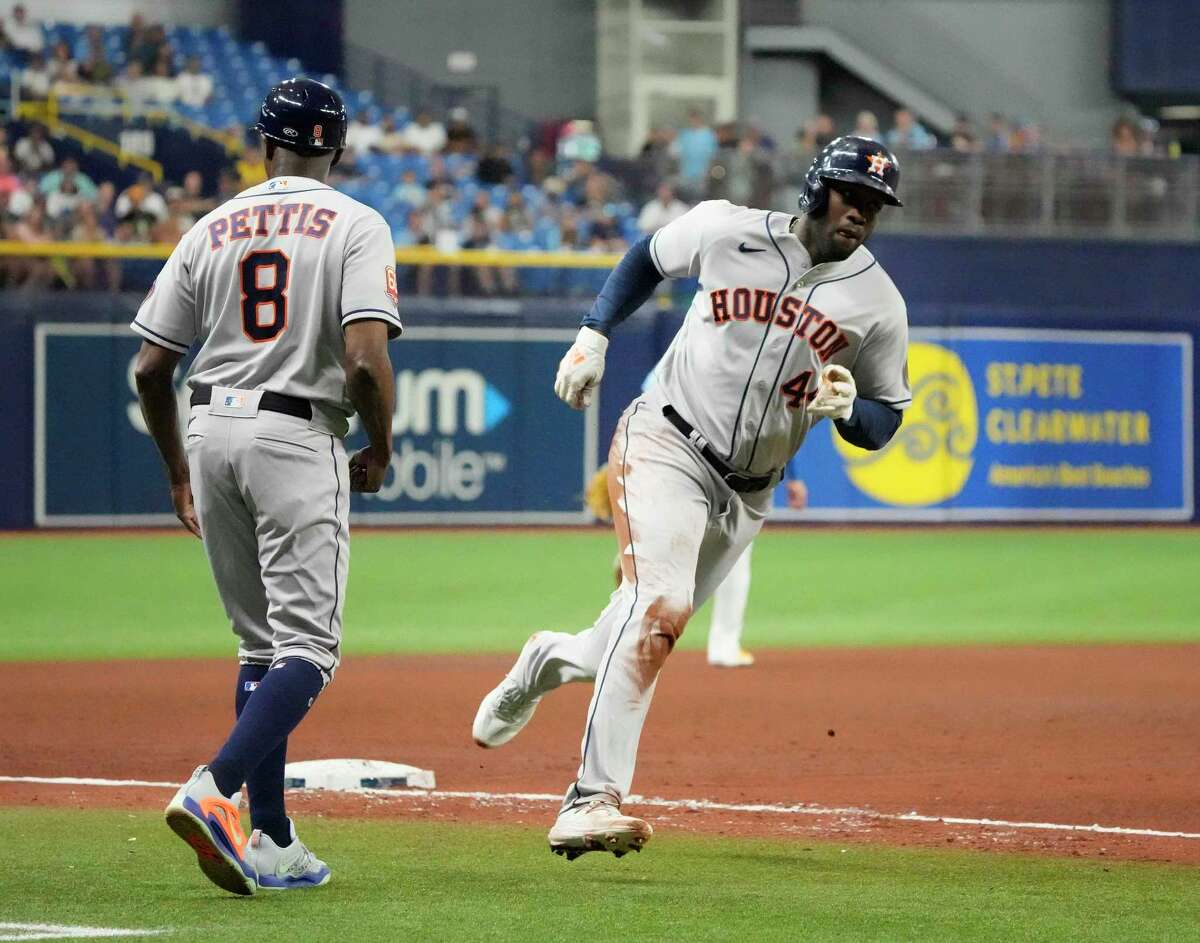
17, 101, 164, 183
0, 240, 624, 268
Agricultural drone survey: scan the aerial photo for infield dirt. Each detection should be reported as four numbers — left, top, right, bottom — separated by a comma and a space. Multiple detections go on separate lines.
2, 645, 1197, 863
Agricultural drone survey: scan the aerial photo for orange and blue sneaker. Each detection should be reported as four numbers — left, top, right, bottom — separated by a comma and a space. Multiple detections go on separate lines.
246, 819, 331, 891
165, 765, 256, 896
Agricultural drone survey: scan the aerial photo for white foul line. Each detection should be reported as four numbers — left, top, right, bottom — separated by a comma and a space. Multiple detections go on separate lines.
0, 924, 167, 941
2, 775, 1198, 841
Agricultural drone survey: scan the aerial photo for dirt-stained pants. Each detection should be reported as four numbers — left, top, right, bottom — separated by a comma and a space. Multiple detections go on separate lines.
509, 397, 772, 810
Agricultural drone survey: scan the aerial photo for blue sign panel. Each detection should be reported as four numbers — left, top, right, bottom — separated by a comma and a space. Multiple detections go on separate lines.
36, 325, 595, 526
774, 329, 1193, 521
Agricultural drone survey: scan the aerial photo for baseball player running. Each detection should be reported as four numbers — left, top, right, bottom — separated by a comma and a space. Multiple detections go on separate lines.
133, 78, 401, 895
473, 136, 911, 859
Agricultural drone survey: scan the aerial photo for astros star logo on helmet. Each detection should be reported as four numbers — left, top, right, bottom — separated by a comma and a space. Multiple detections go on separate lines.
867, 152, 892, 177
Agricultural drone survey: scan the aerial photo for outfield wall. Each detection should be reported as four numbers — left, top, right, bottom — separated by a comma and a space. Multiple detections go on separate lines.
1, 235, 1197, 528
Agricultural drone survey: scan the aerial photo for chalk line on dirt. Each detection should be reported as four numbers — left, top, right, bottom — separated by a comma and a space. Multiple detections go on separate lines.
2, 775, 1197, 841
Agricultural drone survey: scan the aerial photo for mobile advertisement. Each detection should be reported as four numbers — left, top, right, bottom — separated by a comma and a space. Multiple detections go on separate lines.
35, 325, 596, 526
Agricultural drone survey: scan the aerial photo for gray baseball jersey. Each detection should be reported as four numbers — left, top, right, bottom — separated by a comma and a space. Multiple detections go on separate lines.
131, 175, 402, 436
648, 199, 911, 476
130, 174, 401, 680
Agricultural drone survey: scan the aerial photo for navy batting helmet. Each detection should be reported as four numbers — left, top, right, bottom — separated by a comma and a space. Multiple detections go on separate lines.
254, 77, 347, 153
798, 135, 903, 215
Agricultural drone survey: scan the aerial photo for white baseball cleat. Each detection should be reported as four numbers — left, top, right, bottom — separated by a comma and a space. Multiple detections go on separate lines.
472, 634, 548, 748
472, 675, 541, 748
246, 819, 331, 891
707, 648, 755, 668
548, 800, 653, 860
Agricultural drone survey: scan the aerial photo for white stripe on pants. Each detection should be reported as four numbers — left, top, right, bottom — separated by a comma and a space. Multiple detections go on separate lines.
185, 405, 349, 682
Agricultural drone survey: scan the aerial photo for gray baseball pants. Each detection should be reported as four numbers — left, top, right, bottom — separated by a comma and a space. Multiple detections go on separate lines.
185, 396, 349, 683
509, 396, 772, 811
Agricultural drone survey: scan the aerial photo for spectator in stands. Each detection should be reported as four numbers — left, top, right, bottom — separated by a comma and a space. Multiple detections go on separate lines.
391, 169, 427, 208
948, 113, 978, 152
985, 113, 1011, 153
394, 208, 434, 295
376, 115, 406, 154
394, 208, 431, 247
94, 180, 117, 234
13, 124, 54, 175
127, 17, 166, 73
951, 128, 978, 153
812, 113, 836, 148
45, 175, 85, 227
1111, 115, 1139, 157
781, 115, 832, 189
557, 119, 602, 170
503, 190, 533, 236
1010, 119, 1043, 154
117, 61, 154, 108
637, 127, 675, 189
5, 4, 43, 62
176, 56, 213, 108
11, 197, 54, 289
444, 107, 477, 154
459, 210, 502, 296
144, 59, 179, 104
0, 151, 19, 196
152, 187, 191, 243
402, 109, 447, 156
78, 42, 115, 85
852, 110, 882, 142
216, 167, 241, 202
115, 173, 167, 240
177, 170, 215, 222
41, 157, 97, 200
886, 108, 937, 151
672, 109, 717, 195
70, 202, 119, 290
637, 182, 688, 234
2, 177, 33, 220
20, 51, 51, 99
477, 145, 514, 185
48, 40, 77, 86
345, 110, 383, 161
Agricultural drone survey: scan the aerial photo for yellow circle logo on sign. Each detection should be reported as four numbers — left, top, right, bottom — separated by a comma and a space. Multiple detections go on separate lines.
833, 341, 977, 506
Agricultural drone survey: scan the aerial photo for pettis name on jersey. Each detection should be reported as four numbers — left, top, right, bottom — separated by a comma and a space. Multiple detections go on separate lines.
207, 203, 337, 250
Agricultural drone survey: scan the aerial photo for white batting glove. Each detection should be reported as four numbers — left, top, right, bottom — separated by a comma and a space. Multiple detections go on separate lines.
554, 326, 608, 410
808, 364, 856, 421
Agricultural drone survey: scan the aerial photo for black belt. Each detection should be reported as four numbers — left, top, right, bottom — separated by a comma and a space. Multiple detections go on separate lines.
190, 386, 312, 420
662, 405, 776, 494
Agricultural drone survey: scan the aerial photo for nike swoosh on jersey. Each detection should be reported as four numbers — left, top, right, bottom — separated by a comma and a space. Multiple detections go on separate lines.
738, 242, 766, 253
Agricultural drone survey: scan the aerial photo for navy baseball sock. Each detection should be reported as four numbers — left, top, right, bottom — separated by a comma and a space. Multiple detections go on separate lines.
209, 658, 325, 825
232, 664, 292, 848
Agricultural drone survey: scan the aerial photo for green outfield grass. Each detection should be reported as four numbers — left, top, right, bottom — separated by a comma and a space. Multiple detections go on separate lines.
0, 808, 1194, 942
1, 529, 1198, 662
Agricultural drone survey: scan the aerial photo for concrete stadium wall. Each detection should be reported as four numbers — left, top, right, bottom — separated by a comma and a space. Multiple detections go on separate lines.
343, 0, 598, 122
801, 0, 1125, 146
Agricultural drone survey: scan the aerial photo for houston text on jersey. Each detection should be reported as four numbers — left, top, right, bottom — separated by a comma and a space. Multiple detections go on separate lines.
708, 287, 850, 364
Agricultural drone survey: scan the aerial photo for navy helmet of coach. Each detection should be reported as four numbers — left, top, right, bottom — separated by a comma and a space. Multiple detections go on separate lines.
254, 77, 347, 157
798, 135, 903, 216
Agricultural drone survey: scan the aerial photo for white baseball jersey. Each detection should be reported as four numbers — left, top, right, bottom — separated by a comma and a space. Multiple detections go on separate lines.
648, 200, 910, 475
131, 175, 402, 435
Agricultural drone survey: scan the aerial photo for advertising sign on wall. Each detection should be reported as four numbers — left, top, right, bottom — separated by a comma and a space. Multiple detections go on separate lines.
774, 328, 1193, 521
35, 325, 597, 526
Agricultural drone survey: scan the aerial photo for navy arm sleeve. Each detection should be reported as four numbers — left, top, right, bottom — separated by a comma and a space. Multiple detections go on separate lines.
580, 235, 664, 336
834, 397, 903, 451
